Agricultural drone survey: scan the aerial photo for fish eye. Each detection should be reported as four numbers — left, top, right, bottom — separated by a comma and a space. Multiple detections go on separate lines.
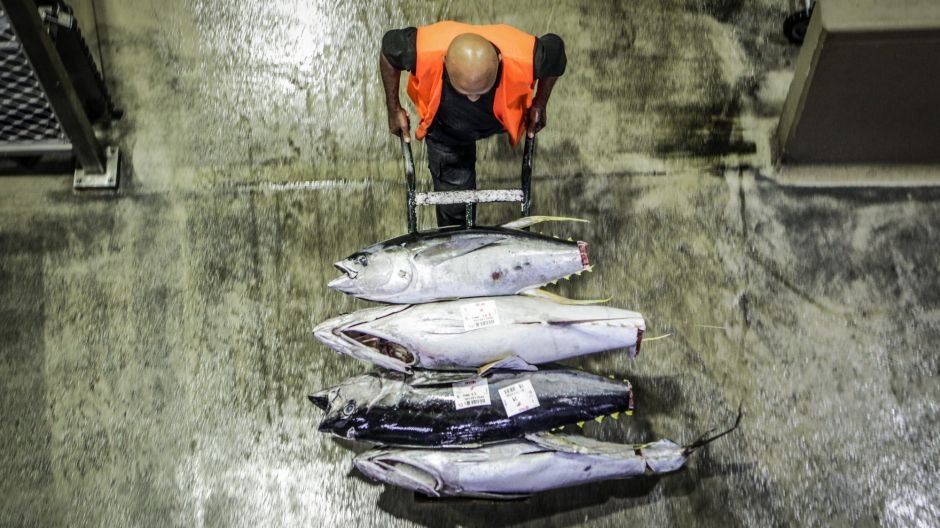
356, 255, 369, 266
342, 400, 356, 416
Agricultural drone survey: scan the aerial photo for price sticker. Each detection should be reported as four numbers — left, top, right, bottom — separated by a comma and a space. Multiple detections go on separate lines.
498, 380, 541, 417
461, 300, 501, 331
452, 378, 491, 410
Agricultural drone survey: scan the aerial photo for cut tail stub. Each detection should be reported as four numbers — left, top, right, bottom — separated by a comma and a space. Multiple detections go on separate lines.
627, 383, 635, 415
577, 241, 589, 267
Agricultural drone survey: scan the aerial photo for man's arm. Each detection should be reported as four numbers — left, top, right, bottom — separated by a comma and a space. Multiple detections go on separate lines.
380, 52, 411, 142
527, 33, 567, 138
527, 76, 558, 138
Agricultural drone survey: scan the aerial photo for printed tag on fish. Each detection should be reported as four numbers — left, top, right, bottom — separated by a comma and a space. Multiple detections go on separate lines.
460, 300, 501, 331
452, 378, 491, 410
498, 380, 541, 417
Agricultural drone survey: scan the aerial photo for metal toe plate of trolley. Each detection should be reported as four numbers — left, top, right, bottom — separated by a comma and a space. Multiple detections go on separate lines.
74, 145, 120, 190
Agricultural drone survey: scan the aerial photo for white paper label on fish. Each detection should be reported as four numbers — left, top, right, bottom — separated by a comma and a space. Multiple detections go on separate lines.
460, 300, 501, 331
452, 378, 491, 410
498, 380, 541, 417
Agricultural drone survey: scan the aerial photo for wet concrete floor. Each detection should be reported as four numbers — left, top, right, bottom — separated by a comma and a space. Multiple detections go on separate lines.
1, 1, 938, 526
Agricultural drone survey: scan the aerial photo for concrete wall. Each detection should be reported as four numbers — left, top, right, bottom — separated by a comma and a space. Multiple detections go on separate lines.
776, 0, 940, 167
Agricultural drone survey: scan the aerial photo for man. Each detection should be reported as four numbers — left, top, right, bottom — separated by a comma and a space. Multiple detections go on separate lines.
380, 22, 566, 227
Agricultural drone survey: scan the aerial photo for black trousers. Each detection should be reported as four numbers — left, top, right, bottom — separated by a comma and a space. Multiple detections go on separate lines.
426, 137, 476, 227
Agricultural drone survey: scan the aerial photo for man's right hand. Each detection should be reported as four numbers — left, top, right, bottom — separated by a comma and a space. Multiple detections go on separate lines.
388, 106, 411, 143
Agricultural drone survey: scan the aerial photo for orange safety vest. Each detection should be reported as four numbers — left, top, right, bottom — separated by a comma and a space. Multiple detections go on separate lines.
407, 21, 536, 147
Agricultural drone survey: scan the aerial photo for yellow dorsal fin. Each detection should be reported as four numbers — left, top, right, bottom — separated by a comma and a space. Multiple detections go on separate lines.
477, 359, 500, 376
477, 355, 537, 375
501, 215, 590, 230
520, 288, 611, 305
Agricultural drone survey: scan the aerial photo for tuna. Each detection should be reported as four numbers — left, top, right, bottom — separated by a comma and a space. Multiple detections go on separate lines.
313, 295, 645, 373
353, 413, 742, 499
308, 369, 634, 446
327, 216, 592, 304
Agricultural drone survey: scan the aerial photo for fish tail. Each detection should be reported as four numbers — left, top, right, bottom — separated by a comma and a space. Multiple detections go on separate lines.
683, 405, 743, 455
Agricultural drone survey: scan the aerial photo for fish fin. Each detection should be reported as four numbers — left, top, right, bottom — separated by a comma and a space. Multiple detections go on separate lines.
456, 491, 533, 501
477, 355, 538, 375
408, 371, 481, 387
414, 236, 505, 266
520, 288, 611, 305
501, 215, 589, 230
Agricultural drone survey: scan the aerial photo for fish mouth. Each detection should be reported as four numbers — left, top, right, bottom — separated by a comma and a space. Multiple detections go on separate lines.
354, 454, 442, 497
308, 389, 331, 411
635, 329, 643, 357
312, 309, 416, 373
342, 330, 415, 368
328, 264, 358, 291
333, 262, 359, 280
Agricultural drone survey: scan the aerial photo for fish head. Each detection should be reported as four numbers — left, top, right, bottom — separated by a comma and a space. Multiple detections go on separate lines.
328, 245, 413, 300
354, 450, 443, 497
313, 308, 416, 373
309, 374, 399, 439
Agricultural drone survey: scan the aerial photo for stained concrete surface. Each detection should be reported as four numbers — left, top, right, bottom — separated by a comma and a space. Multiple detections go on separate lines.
1, 1, 939, 527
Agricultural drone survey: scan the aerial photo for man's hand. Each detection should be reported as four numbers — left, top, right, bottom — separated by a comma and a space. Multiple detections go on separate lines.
527, 76, 559, 138
526, 103, 546, 138
388, 105, 411, 142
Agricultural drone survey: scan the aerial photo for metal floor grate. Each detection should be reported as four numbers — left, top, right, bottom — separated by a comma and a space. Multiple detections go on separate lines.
0, 6, 68, 149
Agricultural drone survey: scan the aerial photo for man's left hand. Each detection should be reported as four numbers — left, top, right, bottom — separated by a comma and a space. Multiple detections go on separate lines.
526, 103, 546, 138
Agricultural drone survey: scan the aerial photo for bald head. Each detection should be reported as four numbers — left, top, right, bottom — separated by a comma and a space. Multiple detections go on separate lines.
444, 33, 499, 101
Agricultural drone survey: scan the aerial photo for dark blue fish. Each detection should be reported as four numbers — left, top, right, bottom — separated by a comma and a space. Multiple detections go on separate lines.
309, 369, 634, 446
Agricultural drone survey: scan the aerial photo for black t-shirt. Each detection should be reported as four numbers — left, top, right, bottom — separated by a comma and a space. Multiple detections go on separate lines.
382, 27, 567, 145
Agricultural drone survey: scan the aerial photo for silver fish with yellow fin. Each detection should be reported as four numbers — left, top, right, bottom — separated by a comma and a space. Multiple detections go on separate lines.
328, 216, 592, 304
313, 294, 645, 373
